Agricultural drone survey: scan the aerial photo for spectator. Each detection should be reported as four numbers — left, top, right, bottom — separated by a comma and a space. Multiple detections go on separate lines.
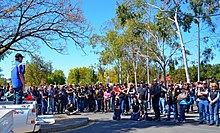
166, 84, 179, 122
112, 98, 121, 120
47, 84, 55, 114
130, 97, 141, 121
87, 86, 95, 112
177, 86, 188, 123
57, 85, 68, 114
137, 81, 150, 120
4, 83, 10, 93
67, 85, 74, 103
5, 86, 14, 101
96, 85, 104, 112
0, 85, 4, 101
150, 79, 161, 121
128, 83, 136, 107
159, 83, 167, 116
104, 87, 111, 112
41, 86, 48, 115
198, 81, 210, 124
208, 83, 219, 126
78, 87, 87, 112
65, 100, 78, 115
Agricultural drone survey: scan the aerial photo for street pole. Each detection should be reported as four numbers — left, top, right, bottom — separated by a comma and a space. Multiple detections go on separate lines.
198, 19, 200, 82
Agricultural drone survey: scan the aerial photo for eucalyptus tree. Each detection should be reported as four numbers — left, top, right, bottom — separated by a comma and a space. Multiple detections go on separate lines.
146, 0, 219, 83
90, 26, 126, 84
116, 0, 179, 87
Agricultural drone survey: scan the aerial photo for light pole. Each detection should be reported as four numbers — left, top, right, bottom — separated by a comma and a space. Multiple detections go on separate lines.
197, 19, 200, 82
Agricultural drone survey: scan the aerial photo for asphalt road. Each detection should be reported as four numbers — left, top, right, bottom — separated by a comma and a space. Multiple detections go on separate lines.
57, 112, 220, 133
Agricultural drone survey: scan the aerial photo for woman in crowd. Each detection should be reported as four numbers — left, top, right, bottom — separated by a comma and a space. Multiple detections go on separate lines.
112, 98, 121, 120
177, 86, 188, 122
104, 87, 111, 112
130, 97, 141, 121
41, 86, 48, 115
208, 83, 219, 126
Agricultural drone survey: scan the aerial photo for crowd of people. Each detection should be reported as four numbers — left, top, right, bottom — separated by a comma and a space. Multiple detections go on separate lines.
0, 77, 220, 126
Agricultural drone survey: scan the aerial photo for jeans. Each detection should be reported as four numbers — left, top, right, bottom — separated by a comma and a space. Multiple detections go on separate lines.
79, 99, 85, 112
167, 103, 178, 121
42, 99, 47, 115
131, 113, 140, 120
13, 86, 23, 104
47, 98, 55, 113
159, 97, 166, 114
119, 98, 125, 113
128, 97, 134, 107
113, 109, 121, 120
209, 102, 219, 125
68, 95, 73, 103
199, 100, 210, 123
179, 104, 187, 121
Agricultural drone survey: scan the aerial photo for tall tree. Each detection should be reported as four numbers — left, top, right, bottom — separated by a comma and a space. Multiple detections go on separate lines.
146, 0, 219, 83
0, 0, 91, 56
115, 0, 179, 87
25, 56, 52, 86
67, 67, 97, 86
47, 69, 66, 85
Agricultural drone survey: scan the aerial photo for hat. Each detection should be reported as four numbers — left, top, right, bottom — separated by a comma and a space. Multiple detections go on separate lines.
15, 53, 24, 58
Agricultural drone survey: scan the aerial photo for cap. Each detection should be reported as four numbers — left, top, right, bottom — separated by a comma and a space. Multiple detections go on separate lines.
49, 84, 54, 87
15, 53, 24, 58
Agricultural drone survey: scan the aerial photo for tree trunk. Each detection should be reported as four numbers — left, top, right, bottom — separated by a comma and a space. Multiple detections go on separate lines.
147, 51, 150, 84
174, 12, 190, 83
127, 69, 130, 83
133, 60, 138, 90
163, 67, 167, 87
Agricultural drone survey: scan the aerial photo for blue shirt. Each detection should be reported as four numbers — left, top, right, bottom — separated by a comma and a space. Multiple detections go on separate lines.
11, 61, 24, 88
179, 93, 187, 105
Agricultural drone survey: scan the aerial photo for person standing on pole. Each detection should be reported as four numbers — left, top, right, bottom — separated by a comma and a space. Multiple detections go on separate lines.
11, 53, 25, 104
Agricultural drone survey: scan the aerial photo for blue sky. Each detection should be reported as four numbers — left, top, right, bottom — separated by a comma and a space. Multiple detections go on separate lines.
0, 0, 219, 80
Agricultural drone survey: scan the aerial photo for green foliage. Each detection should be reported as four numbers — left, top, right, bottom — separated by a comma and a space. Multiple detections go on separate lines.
47, 70, 66, 85
0, 78, 6, 86
25, 56, 53, 86
67, 67, 97, 86
201, 48, 215, 65
169, 64, 220, 83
